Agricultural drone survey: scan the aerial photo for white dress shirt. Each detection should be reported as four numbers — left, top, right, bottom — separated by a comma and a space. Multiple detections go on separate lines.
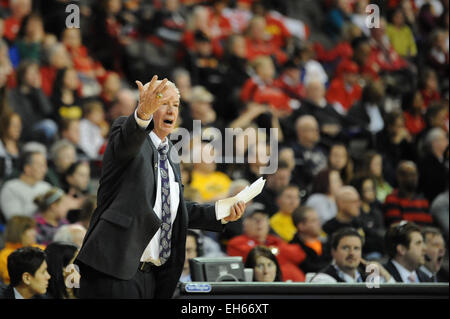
134, 111, 180, 262
13, 287, 24, 299
392, 260, 419, 283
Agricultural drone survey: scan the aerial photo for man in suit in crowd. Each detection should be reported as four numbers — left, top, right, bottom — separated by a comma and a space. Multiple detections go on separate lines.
75, 76, 246, 299
420, 227, 448, 282
384, 221, 431, 282
0, 247, 50, 299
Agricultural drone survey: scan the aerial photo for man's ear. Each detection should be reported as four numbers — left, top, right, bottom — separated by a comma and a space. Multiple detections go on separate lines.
396, 243, 407, 257
22, 272, 32, 285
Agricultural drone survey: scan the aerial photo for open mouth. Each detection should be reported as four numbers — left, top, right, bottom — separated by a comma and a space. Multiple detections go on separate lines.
163, 119, 174, 125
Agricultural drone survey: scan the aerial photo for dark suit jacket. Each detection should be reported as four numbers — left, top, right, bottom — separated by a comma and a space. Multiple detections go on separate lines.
384, 260, 432, 283
0, 285, 47, 299
75, 114, 223, 298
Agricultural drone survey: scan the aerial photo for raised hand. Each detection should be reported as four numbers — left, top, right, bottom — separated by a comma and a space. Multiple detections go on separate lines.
224, 201, 246, 222
135, 75, 170, 120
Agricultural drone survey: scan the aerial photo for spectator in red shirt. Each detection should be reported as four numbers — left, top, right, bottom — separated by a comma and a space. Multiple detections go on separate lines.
383, 161, 432, 227
207, 0, 232, 43
240, 55, 296, 116
244, 15, 287, 65
403, 90, 426, 137
274, 59, 305, 100
420, 68, 441, 108
3, 0, 32, 43
326, 59, 362, 113
40, 43, 72, 97
227, 203, 306, 282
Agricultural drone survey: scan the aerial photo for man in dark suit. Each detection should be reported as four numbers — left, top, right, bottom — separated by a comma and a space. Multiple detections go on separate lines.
0, 247, 50, 299
75, 76, 245, 299
420, 227, 448, 282
384, 221, 431, 282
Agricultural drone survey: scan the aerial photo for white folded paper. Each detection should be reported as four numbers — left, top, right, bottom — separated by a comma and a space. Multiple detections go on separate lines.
215, 177, 266, 220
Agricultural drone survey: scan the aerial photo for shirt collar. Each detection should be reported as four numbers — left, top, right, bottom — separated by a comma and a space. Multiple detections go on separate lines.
332, 262, 363, 283
392, 259, 418, 282
419, 265, 434, 278
13, 287, 25, 299
150, 131, 168, 150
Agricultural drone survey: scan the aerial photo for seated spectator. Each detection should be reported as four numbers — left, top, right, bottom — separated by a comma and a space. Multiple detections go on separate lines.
51, 67, 82, 122
383, 161, 432, 227
14, 13, 45, 63
34, 188, 69, 246
0, 216, 45, 285
0, 151, 52, 220
40, 43, 73, 97
244, 246, 283, 282
227, 202, 306, 282
310, 227, 393, 283
270, 185, 301, 242
403, 90, 427, 137
386, 7, 417, 59
351, 176, 385, 258
418, 128, 449, 203
293, 41, 328, 87
325, 0, 352, 40
290, 206, 330, 274
305, 80, 350, 145
0, 247, 50, 299
59, 119, 88, 160
64, 161, 91, 200
430, 189, 449, 243
79, 101, 108, 159
53, 224, 87, 249
107, 88, 137, 123
326, 60, 362, 113
99, 71, 121, 110
427, 29, 449, 82
274, 59, 305, 100
253, 160, 292, 217
322, 186, 364, 243
186, 85, 223, 133
44, 242, 79, 299
3, 0, 32, 43
420, 68, 441, 108
8, 60, 56, 142
357, 151, 393, 202
189, 142, 232, 203
327, 143, 353, 185
305, 168, 342, 226
0, 110, 21, 179
244, 15, 287, 65
375, 111, 417, 178
240, 55, 295, 116
179, 230, 201, 283
419, 227, 447, 282
383, 221, 430, 282
347, 80, 386, 137
46, 140, 77, 189
291, 115, 328, 192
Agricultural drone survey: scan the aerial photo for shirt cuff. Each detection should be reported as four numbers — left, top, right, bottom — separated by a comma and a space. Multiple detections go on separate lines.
134, 109, 153, 128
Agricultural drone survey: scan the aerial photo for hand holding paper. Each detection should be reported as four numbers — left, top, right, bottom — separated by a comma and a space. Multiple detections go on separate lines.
215, 177, 266, 220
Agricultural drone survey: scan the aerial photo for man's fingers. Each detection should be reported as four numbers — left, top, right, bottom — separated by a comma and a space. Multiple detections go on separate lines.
147, 75, 158, 92
155, 78, 168, 95
135, 81, 144, 96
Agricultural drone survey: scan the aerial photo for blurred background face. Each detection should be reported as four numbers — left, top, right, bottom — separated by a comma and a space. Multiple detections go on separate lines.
271, 168, 291, 190
297, 118, 320, 148
243, 213, 269, 240
63, 121, 81, 145
27, 153, 48, 181
21, 227, 37, 246
339, 189, 361, 218
254, 256, 277, 282
397, 163, 418, 192
332, 236, 362, 272
370, 155, 383, 177
300, 209, 322, 237
424, 233, 445, 273
7, 114, 22, 141
256, 59, 275, 83
231, 35, 247, 58
56, 146, 76, 173
305, 81, 325, 102
361, 179, 376, 203
64, 69, 80, 91
68, 163, 90, 192
62, 28, 82, 48
329, 145, 347, 171
277, 188, 300, 214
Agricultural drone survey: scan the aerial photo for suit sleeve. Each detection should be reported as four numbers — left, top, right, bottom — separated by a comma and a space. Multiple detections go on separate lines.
185, 201, 223, 232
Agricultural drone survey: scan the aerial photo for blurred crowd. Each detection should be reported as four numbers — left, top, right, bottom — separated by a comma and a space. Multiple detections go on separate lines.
0, 0, 449, 297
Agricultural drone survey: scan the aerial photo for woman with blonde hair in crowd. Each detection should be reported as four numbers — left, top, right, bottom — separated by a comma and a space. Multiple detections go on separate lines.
0, 216, 45, 284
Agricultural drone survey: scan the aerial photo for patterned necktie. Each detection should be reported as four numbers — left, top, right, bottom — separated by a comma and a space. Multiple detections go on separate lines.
158, 143, 172, 265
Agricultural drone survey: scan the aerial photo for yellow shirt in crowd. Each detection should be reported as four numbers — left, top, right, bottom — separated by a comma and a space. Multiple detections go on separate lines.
190, 170, 232, 202
270, 211, 297, 242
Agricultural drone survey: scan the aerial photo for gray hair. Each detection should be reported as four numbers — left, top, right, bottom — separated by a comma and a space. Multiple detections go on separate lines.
53, 224, 87, 248
50, 140, 75, 161
425, 127, 447, 147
